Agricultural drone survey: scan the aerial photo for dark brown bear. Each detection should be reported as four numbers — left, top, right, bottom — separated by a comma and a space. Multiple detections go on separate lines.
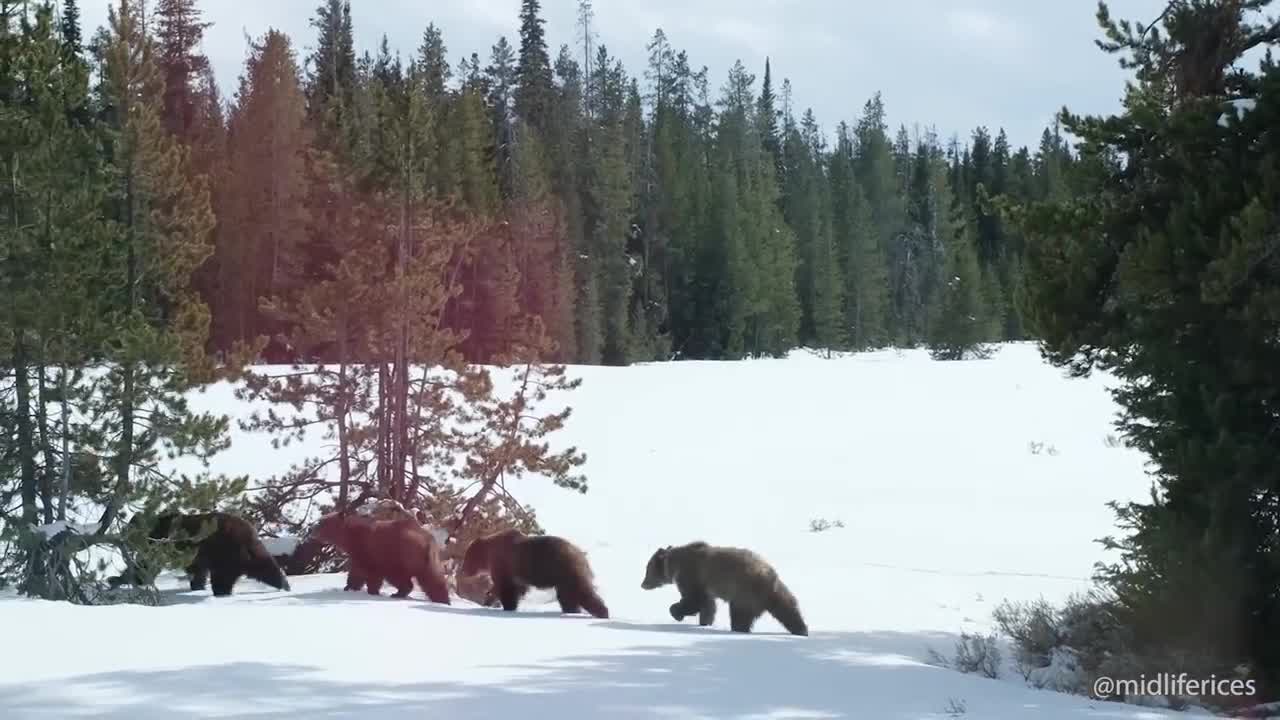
309, 510, 451, 604
641, 541, 808, 636
113, 511, 291, 597
458, 529, 609, 618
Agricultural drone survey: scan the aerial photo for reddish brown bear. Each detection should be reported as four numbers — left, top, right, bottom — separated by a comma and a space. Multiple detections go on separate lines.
309, 511, 450, 604
459, 529, 609, 618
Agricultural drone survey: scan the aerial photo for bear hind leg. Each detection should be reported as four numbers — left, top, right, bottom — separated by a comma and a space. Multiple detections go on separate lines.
210, 567, 241, 597
728, 603, 761, 633
389, 574, 415, 598
555, 585, 582, 614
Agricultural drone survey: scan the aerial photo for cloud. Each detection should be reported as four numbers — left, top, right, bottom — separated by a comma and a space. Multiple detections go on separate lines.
942, 8, 1025, 50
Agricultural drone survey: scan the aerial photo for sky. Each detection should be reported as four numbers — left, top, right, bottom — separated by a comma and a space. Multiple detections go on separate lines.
78, 0, 1172, 152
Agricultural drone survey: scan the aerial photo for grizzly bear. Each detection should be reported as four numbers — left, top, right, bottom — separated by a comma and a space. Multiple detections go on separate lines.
309, 510, 450, 604
458, 529, 609, 618
112, 511, 291, 597
641, 541, 808, 636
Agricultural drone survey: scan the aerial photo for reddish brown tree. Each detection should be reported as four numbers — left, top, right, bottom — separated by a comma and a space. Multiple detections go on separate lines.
214, 30, 311, 351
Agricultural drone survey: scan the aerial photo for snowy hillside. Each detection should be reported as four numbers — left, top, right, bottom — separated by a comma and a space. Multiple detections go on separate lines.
1, 344, 1191, 719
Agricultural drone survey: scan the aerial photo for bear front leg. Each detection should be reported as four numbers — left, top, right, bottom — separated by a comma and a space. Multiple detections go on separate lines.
343, 557, 367, 591
365, 575, 385, 596
698, 598, 717, 627
496, 579, 525, 612
187, 562, 210, 592
187, 548, 211, 591
669, 593, 704, 622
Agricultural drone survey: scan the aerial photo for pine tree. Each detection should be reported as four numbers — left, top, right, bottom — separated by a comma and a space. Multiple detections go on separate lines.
926, 228, 989, 361
1006, 0, 1280, 689
485, 37, 517, 201
514, 0, 554, 137
91, 0, 239, 532
417, 23, 450, 198
851, 93, 901, 346
829, 121, 887, 349
585, 46, 634, 365
757, 58, 782, 184
60, 0, 82, 56
305, 0, 356, 149
216, 30, 310, 349
154, 0, 211, 141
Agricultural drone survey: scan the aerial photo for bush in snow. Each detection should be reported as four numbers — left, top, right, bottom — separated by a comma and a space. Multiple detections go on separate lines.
929, 631, 1001, 680
992, 597, 1061, 681
989, 591, 1262, 710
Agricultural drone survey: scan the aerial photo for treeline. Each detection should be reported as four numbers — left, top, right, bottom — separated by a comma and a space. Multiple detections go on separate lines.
0, 0, 587, 600
168, 0, 1084, 365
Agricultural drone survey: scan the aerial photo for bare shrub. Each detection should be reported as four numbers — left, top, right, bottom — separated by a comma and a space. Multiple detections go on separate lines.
808, 517, 845, 532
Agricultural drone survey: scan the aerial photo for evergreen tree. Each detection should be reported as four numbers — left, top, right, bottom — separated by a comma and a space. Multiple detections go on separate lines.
216, 30, 311, 349
757, 58, 782, 185
61, 0, 83, 56
91, 0, 238, 531
852, 93, 901, 345
585, 46, 634, 365
1006, 0, 1280, 690
926, 228, 989, 360
514, 0, 554, 137
305, 0, 356, 149
829, 121, 887, 349
485, 36, 516, 200
154, 0, 211, 141
417, 23, 450, 197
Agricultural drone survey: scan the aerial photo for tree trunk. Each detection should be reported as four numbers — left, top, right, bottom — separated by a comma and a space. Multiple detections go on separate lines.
97, 168, 136, 535
36, 363, 55, 524
14, 335, 39, 526
58, 362, 71, 521
391, 171, 411, 500
335, 305, 352, 509
376, 362, 390, 492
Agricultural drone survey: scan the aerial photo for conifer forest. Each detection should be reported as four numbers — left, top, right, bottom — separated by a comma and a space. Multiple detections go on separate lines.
3, 0, 1280, 712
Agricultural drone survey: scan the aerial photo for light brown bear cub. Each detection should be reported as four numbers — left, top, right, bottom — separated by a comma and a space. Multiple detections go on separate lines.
641, 541, 808, 636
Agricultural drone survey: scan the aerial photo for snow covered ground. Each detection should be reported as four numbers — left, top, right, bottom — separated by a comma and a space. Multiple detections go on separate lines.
1, 343, 1198, 719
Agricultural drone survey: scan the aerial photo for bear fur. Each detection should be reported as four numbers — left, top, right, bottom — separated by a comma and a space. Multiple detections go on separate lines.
309, 510, 450, 604
336, 499, 444, 593
112, 511, 291, 597
641, 541, 808, 636
458, 529, 609, 618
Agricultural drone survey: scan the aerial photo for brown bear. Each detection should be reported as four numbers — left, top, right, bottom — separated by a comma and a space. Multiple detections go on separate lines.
458, 529, 609, 618
309, 510, 450, 604
336, 499, 445, 593
111, 511, 291, 597
641, 541, 808, 636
